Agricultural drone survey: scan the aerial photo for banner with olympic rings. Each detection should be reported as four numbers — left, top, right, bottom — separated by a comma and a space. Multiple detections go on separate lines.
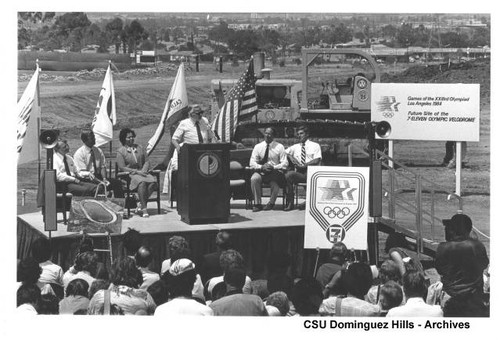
304, 166, 370, 250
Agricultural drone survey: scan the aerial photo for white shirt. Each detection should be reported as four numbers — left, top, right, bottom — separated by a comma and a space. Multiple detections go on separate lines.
53, 152, 79, 182
285, 139, 322, 165
207, 275, 252, 295
39, 260, 64, 287
62, 270, 95, 290
249, 140, 288, 170
73, 144, 106, 178
386, 297, 443, 317
172, 117, 215, 144
154, 297, 214, 316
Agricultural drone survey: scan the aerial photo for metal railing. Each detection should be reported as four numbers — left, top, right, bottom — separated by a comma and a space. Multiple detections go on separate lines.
348, 143, 463, 254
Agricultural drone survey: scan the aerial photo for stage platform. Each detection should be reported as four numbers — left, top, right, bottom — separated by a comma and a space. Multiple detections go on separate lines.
17, 200, 324, 280
18, 201, 305, 238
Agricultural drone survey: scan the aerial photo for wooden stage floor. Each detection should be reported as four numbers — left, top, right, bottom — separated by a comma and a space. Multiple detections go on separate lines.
18, 200, 306, 239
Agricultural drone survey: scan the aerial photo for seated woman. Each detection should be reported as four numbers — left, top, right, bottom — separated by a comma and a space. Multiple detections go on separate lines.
116, 128, 158, 218
53, 139, 99, 196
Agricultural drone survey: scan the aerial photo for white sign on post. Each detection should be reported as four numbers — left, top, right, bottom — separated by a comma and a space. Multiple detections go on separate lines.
304, 166, 370, 250
372, 83, 480, 142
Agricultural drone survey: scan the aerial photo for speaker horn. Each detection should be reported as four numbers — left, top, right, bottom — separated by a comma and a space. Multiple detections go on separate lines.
375, 121, 391, 138
39, 129, 60, 149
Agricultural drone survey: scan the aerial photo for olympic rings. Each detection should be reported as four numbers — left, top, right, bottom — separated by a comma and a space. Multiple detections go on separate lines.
323, 206, 350, 219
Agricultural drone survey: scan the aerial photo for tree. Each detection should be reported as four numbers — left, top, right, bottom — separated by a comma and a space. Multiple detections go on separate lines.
332, 23, 352, 44
396, 23, 416, 47
227, 30, 260, 58
125, 20, 148, 55
105, 18, 124, 54
53, 12, 91, 50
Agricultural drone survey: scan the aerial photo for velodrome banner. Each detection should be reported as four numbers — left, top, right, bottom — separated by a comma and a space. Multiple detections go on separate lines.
304, 166, 369, 250
372, 83, 480, 142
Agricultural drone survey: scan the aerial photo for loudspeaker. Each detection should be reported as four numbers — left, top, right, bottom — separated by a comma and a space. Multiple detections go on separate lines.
39, 129, 60, 149
375, 121, 391, 138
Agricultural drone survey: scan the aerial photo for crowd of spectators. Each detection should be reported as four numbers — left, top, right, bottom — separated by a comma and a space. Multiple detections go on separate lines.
16, 214, 489, 317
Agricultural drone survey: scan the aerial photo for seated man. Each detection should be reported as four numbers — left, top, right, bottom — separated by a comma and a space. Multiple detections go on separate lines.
284, 125, 322, 211
249, 127, 288, 212
53, 139, 99, 196
73, 129, 124, 198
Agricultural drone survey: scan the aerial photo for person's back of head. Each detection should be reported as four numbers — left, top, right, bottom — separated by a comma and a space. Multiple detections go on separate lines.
266, 291, 290, 316
211, 281, 227, 302
379, 280, 403, 311
402, 270, 428, 299
290, 277, 323, 316
17, 257, 42, 284
17, 283, 41, 308
224, 267, 246, 292
147, 279, 168, 306
110, 257, 143, 288
443, 214, 473, 242
329, 242, 348, 263
89, 279, 110, 300
38, 293, 60, 315
74, 251, 99, 276
122, 228, 142, 256
379, 259, 401, 284
65, 278, 89, 298
342, 262, 373, 299
31, 237, 52, 263
165, 258, 197, 298
215, 231, 233, 251
135, 246, 153, 268
167, 235, 189, 255
219, 249, 245, 273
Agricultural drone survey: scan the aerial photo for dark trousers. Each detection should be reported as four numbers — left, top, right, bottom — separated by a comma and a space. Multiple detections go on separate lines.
56, 181, 99, 197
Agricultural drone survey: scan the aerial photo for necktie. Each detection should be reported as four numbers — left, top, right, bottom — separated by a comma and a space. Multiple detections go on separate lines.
63, 155, 71, 175
195, 121, 204, 143
90, 148, 98, 173
261, 143, 269, 165
301, 143, 306, 165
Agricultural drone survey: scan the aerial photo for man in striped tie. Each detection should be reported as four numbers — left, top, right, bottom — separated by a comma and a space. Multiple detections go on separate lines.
284, 125, 322, 211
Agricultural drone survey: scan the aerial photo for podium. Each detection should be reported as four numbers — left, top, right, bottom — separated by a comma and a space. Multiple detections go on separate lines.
177, 143, 231, 224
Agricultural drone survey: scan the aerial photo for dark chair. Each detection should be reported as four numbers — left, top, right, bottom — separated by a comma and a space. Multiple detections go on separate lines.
294, 182, 307, 206
38, 174, 73, 225
229, 161, 252, 209
115, 164, 162, 218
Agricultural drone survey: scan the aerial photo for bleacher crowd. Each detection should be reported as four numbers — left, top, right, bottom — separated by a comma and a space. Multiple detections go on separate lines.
16, 214, 489, 317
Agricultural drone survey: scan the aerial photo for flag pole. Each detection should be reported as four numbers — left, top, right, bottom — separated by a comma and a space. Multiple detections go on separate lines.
108, 60, 113, 179
36, 59, 42, 181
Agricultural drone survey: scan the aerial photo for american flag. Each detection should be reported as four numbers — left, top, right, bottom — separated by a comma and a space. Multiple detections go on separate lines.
212, 60, 257, 142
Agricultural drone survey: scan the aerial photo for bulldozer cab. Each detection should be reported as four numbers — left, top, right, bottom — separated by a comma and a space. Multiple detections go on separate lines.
301, 48, 381, 122
210, 78, 302, 124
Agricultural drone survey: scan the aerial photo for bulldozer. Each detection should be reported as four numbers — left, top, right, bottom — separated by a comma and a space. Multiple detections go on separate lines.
210, 48, 383, 165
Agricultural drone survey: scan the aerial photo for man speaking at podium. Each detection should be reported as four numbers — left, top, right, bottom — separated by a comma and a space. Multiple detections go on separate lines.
172, 105, 217, 154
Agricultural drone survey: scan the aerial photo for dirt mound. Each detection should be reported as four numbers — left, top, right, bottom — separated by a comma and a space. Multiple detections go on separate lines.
382, 59, 490, 102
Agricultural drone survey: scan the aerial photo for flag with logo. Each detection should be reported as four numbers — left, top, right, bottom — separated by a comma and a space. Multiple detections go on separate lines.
91, 64, 116, 147
212, 60, 257, 142
147, 63, 189, 156
17, 65, 41, 164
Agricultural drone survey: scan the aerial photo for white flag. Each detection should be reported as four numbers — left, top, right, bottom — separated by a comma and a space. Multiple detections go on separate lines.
146, 63, 189, 155
17, 66, 41, 164
91, 64, 116, 147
